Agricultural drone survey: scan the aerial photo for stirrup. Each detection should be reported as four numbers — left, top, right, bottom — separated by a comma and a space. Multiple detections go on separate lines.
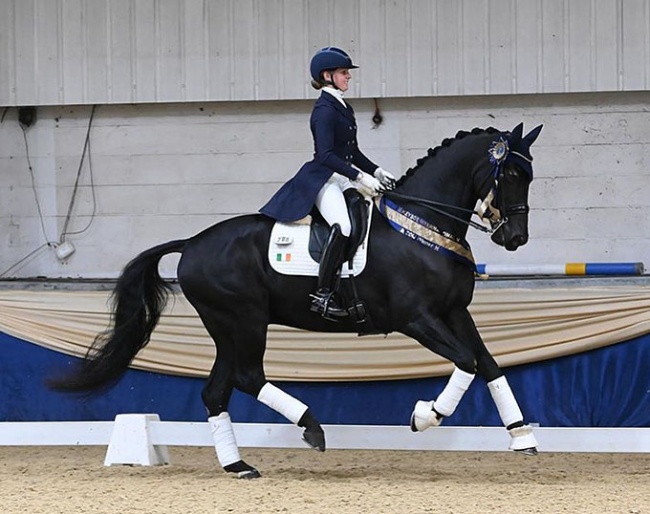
310, 291, 349, 320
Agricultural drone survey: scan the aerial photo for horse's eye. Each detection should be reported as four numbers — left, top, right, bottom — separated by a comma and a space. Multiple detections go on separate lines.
504, 167, 520, 180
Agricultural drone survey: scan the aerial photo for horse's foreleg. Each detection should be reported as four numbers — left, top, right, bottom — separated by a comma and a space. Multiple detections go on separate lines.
411, 367, 475, 431
486, 375, 538, 454
257, 382, 326, 451
402, 316, 478, 432
467, 320, 539, 454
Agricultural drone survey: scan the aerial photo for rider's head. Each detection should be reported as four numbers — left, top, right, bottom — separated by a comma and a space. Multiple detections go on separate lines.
310, 47, 358, 92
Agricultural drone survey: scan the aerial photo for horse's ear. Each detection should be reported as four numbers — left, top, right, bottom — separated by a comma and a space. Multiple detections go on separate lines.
510, 122, 524, 142
523, 124, 543, 146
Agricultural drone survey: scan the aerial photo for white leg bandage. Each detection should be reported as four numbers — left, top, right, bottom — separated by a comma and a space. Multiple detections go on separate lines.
411, 367, 475, 432
257, 383, 309, 425
432, 367, 475, 417
487, 375, 523, 427
208, 412, 241, 467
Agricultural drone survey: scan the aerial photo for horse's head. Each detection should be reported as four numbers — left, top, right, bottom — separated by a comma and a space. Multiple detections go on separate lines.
478, 123, 543, 251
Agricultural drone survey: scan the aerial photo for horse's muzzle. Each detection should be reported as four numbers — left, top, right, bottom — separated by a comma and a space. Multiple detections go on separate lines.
504, 233, 528, 251
491, 227, 528, 251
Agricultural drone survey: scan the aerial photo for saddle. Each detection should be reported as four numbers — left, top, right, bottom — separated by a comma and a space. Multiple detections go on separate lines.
308, 189, 370, 264
267, 190, 377, 333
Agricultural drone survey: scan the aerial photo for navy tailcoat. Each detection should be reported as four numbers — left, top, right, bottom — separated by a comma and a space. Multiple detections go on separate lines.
260, 92, 378, 222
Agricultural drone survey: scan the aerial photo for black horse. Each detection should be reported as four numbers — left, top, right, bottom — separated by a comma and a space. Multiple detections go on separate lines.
50, 122, 543, 478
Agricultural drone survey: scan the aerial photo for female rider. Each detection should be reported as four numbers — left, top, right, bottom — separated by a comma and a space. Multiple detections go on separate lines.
260, 47, 396, 319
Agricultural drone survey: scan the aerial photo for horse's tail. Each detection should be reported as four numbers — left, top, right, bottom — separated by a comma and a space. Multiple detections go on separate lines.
48, 239, 187, 393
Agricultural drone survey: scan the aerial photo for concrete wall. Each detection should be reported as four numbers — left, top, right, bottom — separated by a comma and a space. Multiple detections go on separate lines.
1, 90, 649, 278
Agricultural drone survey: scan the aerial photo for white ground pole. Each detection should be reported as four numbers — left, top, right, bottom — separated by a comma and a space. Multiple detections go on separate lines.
0, 414, 649, 466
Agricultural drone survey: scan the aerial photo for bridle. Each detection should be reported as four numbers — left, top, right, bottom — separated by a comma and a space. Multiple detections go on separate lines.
383, 135, 530, 235
476, 168, 530, 233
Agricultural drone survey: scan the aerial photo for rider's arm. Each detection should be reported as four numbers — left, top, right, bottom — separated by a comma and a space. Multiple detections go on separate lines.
352, 146, 379, 175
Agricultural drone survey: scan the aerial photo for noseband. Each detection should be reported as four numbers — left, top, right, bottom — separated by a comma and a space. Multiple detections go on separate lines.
476, 171, 530, 232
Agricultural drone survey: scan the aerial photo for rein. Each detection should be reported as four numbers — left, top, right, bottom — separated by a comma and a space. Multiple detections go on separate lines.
381, 190, 495, 233
382, 184, 508, 234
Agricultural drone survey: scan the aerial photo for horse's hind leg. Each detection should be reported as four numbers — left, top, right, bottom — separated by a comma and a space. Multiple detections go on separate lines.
228, 326, 326, 452
192, 305, 262, 478
254, 383, 326, 451
199, 302, 326, 455
204, 360, 265, 478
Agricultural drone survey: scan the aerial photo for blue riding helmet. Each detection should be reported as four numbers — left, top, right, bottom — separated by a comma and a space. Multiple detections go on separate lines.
310, 47, 359, 82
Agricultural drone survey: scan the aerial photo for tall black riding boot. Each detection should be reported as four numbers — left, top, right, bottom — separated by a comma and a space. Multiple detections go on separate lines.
310, 224, 349, 320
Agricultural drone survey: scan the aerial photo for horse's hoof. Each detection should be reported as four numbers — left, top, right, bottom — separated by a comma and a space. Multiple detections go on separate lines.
237, 468, 262, 479
516, 447, 539, 456
508, 424, 539, 452
224, 460, 261, 479
410, 400, 442, 432
303, 429, 326, 452
410, 412, 418, 432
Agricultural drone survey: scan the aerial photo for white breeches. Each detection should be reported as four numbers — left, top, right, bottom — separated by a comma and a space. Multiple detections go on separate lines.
315, 174, 353, 237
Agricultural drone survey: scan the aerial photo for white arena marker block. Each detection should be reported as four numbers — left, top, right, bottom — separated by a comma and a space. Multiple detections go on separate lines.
104, 414, 170, 466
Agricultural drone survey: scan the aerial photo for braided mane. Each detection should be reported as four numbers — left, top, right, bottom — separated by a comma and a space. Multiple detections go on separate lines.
396, 126, 501, 187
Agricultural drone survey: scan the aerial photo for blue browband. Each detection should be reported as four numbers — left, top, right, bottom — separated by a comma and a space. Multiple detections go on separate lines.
376, 196, 476, 270
490, 132, 535, 181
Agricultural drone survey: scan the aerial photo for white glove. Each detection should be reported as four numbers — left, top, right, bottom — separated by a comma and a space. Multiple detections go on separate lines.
355, 172, 383, 197
374, 167, 397, 188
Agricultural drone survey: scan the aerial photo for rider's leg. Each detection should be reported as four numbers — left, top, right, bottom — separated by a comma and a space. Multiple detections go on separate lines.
310, 224, 349, 318
315, 176, 352, 236
311, 177, 351, 318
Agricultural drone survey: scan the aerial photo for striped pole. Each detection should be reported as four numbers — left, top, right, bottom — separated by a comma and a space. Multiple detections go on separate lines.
475, 262, 645, 276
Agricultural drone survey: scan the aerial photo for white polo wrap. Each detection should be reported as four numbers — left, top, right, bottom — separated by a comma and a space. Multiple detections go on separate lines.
257, 382, 309, 425
432, 367, 475, 417
487, 375, 523, 427
411, 400, 442, 431
208, 412, 241, 467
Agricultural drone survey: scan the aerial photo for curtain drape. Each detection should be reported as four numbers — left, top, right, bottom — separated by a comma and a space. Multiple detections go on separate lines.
1, 287, 649, 381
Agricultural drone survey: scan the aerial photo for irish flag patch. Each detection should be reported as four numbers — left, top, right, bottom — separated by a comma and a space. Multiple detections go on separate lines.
276, 253, 292, 262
